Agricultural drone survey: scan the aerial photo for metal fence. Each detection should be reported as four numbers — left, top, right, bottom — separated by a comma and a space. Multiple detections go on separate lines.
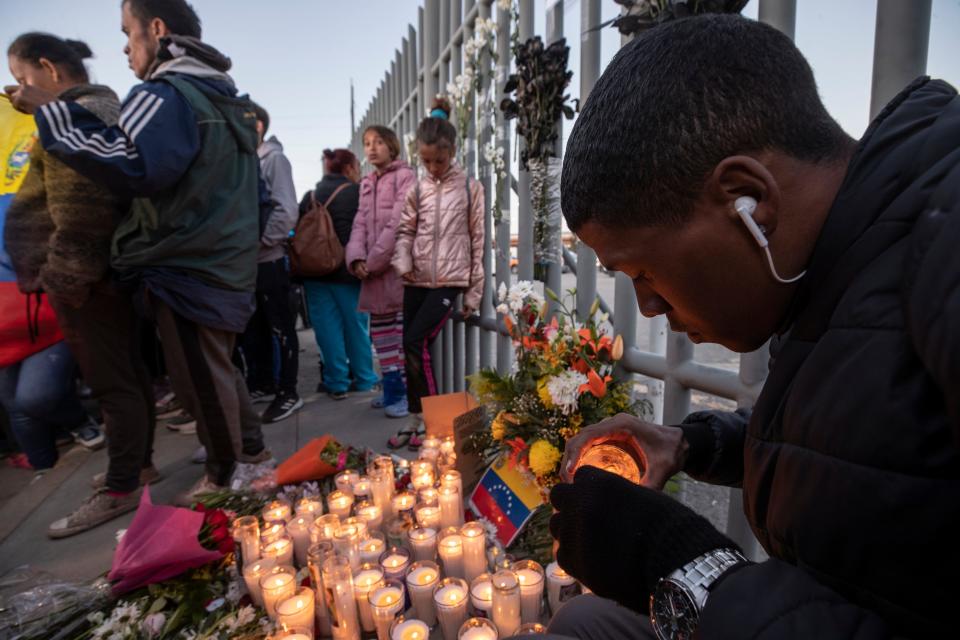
350, 0, 933, 557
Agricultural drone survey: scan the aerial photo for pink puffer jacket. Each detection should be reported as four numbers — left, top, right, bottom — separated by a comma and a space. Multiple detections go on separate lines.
345, 159, 416, 314
392, 163, 485, 311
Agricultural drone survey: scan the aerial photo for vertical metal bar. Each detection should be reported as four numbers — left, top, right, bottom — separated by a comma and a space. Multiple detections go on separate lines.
662, 330, 694, 425
647, 316, 667, 422
870, 0, 931, 118
493, 0, 513, 371
612, 272, 637, 383
430, 334, 444, 395
444, 318, 455, 393
575, 0, 601, 322
545, 0, 564, 316
451, 0, 463, 78
758, 0, 796, 39
466, 324, 479, 377
390, 59, 398, 126
401, 38, 411, 146
517, 0, 534, 282
454, 320, 466, 392
424, 0, 440, 108
409, 23, 419, 158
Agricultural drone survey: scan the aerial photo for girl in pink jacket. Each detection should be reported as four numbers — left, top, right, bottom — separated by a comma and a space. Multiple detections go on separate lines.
389, 98, 485, 448
345, 126, 416, 419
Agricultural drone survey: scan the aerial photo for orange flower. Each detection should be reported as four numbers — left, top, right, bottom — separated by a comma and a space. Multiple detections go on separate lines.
611, 335, 624, 360
571, 358, 590, 374
579, 369, 611, 398
504, 316, 515, 336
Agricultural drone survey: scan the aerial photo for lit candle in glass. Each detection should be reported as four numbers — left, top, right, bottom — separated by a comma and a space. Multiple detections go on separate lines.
242, 556, 276, 606
359, 531, 387, 565
434, 577, 469, 640
458, 617, 498, 640
262, 521, 286, 546
516, 622, 547, 635
405, 560, 440, 626
439, 470, 462, 494
459, 522, 487, 584
263, 500, 293, 523
378, 546, 412, 581
491, 570, 521, 637
311, 514, 341, 545
439, 436, 455, 456
334, 523, 363, 571
232, 515, 260, 569
328, 490, 354, 519
272, 629, 313, 640
410, 460, 435, 491
262, 535, 295, 568
438, 527, 465, 579
342, 516, 369, 541
286, 515, 312, 567
356, 501, 384, 534
370, 454, 395, 481
307, 542, 334, 637
407, 526, 438, 562
276, 586, 315, 634
391, 491, 416, 522
322, 554, 362, 640
296, 496, 324, 517
352, 476, 373, 502
422, 435, 441, 450
546, 562, 579, 616
418, 487, 439, 507
261, 570, 297, 619
415, 504, 442, 529
336, 470, 361, 496
369, 579, 406, 640
513, 560, 545, 624
370, 469, 395, 521
569, 440, 645, 484
438, 485, 463, 529
384, 518, 409, 549
353, 563, 386, 633
470, 573, 493, 617
390, 617, 430, 640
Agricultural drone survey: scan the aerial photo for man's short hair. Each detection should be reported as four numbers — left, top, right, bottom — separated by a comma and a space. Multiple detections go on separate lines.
251, 102, 270, 134
561, 14, 852, 230
123, 0, 202, 39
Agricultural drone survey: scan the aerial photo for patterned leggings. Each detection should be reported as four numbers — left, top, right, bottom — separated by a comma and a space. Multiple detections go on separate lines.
370, 312, 405, 374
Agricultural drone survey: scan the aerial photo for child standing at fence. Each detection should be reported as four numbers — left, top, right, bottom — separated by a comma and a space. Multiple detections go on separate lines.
390, 98, 485, 449
346, 126, 416, 419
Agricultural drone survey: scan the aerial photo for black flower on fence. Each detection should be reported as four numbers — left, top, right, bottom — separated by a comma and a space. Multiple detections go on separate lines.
602, 0, 748, 36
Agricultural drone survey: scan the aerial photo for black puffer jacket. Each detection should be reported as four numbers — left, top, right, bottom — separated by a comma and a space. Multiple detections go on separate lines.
297, 173, 360, 285
681, 77, 960, 638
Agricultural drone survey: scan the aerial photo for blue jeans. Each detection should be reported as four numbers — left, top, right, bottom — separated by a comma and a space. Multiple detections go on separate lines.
0, 341, 86, 470
303, 281, 379, 394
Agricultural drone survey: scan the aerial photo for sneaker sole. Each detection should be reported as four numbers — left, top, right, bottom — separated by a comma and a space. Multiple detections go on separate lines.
251, 395, 275, 405
263, 399, 305, 423
75, 438, 106, 451
47, 498, 140, 539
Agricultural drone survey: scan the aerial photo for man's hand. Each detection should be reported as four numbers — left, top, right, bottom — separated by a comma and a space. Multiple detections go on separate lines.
549, 466, 739, 614
560, 413, 687, 489
461, 304, 476, 318
402, 271, 416, 283
352, 260, 370, 280
4, 84, 58, 114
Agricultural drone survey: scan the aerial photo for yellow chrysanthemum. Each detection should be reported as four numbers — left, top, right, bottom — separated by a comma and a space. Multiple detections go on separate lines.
559, 414, 584, 441
528, 440, 562, 478
491, 411, 510, 441
537, 378, 555, 408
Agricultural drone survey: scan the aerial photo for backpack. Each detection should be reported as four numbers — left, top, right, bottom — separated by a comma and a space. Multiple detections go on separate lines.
290, 184, 349, 277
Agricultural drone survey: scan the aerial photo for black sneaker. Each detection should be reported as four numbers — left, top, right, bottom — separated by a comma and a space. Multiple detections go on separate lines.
262, 393, 304, 423
328, 391, 348, 401
70, 417, 105, 450
249, 388, 276, 404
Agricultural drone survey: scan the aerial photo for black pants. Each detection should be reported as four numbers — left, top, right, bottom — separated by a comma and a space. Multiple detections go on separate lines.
240, 258, 300, 395
403, 286, 461, 414
52, 282, 156, 493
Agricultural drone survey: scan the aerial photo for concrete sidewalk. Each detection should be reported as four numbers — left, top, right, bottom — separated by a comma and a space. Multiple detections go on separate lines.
0, 328, 412, 584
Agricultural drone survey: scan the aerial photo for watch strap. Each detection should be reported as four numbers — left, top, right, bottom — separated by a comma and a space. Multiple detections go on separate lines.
671, 548, 748, 609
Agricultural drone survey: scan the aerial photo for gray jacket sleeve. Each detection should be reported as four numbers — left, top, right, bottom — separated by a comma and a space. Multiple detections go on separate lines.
677, 408, 751, 487
260, 152, 299, 249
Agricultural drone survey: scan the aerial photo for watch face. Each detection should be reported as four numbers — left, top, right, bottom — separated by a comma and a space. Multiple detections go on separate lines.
651, 581, 699, 640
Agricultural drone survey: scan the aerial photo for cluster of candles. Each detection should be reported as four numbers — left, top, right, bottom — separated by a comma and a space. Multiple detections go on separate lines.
234, 447, 581, 640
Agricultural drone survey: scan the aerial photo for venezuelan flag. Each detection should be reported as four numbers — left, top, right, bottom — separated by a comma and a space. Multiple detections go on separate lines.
469, 456, 543, 547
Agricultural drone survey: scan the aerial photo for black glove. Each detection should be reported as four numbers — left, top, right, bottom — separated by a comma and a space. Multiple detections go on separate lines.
549, 466, 738, 614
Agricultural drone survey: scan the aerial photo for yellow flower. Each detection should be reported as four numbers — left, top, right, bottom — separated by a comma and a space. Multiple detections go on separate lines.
491, 411, 512, 441
537, 378, 555, 409
528, 440, 562, 478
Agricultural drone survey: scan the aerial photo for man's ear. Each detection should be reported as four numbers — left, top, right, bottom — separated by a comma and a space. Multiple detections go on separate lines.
38, 58, 60, 85
151, 17, 170, 38
706, 155, 782, 237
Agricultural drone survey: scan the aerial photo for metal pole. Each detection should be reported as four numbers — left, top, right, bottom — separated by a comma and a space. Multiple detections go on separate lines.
870, 0, 931, 118
424, 0, 440, 108
647, 316, 667, 422
439, 0, 450, 97
662, 330, 694, 425
758, 0, 796, 40
575, 0, 601, 322
612, 273, 637, 383
444, 317, 455, 393
545, 0, 564, 317
517, 0, 534, 282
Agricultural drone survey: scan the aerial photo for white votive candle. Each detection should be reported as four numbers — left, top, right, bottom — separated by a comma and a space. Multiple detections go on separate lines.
390, 618, 430, 640
513, 560, 544, 625
491, 570, 521, 637
356, 501, 384, 533
311, 514, 341, 545
405, 560, 440, 626
296, 496, 324, 517
470, 573, 493, 616
232, 515, 260, 567
328, 490, 354, 519
391, 491, 416, 521
434, 578, 469, 640
263, 535, 295, 568
276, 587, 315, 633
438, 527, 465, 579
352, 476, 373, 501
407, 526, 438, 562
379, 546, 412, 581
546, 562, 579, 615
334, 523, 363, 571
336, 470, 360, 496
439, 485, 463, 529
242, 556, 276, 606
439, 437, 455, 456
262, 521, 286, 546
263, 500, 293, 524
261, 570, 296, 619
460, 522, 487, 584
286, 515, 312, 567
458, 617, 498, 640
370, 469, 394, 521
439, 470, 462, 494
415, 505, 442, 529
418, 487, 439, 506
369, 580, 405, 640
359, 532, 387, 565
322, 555, 362, 640
354, 563, 385, 633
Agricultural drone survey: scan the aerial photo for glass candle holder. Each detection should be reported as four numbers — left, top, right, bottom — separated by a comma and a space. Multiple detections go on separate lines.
415, 504, 442, 529
352, 476, 373, 502
271, 627, 314, 640
263, 500, 293, 524
513, 560, 545, 624
369, 579, 406, 640
410, 460, 435, 491
322, 554, 361, 640
286, 514, 313, 568
438, 484, 463, 529
385, 518, 409, 549
379, 546, 412, 581
438, 527, 465, 579
356, 501, 383, 533
370, 469, 395, 521
421, 435, 442, 451
335, 470, 361, 496
353, 563, 386, 633
546, 562, 580, 616
433, 577, 470, 640
370, 454, 395, 482
296, 496, 324, 517
262, 521, 286, 546
334, 523, 363, 571
439, 470, 462, 494
261, 569, 297, 619
311, 514, 341, 545
328, 490, 355, 519
516, 622, 547, 635
469, 573, 493, 617
439, 436, 456, 456
390, 617, 430, 640
342, 517, 369, 541
307, 542, 335, 636
438, 452, 458, 474
459, 522, 487, 584
405, 560, 440, 626
359, 531, 387, 565
262, 535, 295, 568
391, 491, 416, 522
417, 487, 439, 507
232, 515, 260, 570
458, 617, 499, 640
568, 440, 646, 484
276, 587, 315, 635
242, 556, 276, 607
407, 526, 438, 562
419, 446, 441, 464
491, 570, 521, 637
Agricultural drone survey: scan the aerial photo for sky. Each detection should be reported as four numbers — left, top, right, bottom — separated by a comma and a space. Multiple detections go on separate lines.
3, 0, 959, 199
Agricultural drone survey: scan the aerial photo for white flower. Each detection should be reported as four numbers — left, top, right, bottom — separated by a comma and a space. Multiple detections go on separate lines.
464, 39, 477, 58
236, 605, 257, 626
141, 613, 166, 638
498, 281, 508, 302
546, 370, 589, 415
114, 529, 127, 544
497, 0, 513, 12
505, 280, 542, 313
225, 579, 243, 604
496, 303, 509, 315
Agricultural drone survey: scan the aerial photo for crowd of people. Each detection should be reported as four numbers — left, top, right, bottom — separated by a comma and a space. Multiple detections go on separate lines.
0, 0, 484, 540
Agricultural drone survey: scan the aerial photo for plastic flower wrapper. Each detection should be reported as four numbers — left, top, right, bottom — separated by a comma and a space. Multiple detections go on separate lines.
0, 567, 111, 640
108, 486, 224, 595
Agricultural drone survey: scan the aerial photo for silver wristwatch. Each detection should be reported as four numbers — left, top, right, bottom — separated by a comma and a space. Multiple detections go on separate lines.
650, 548, 748, 640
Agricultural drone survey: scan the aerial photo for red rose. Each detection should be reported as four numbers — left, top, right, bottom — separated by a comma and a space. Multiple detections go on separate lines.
217, 537, 235, 555
206, 509, 229, 528
194, 503, 207, 513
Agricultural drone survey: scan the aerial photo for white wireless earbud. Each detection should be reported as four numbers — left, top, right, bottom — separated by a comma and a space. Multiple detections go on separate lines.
733, 195, 806, 285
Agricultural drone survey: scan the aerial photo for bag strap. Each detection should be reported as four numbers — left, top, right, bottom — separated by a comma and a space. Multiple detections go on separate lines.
324, 183, 351, 209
